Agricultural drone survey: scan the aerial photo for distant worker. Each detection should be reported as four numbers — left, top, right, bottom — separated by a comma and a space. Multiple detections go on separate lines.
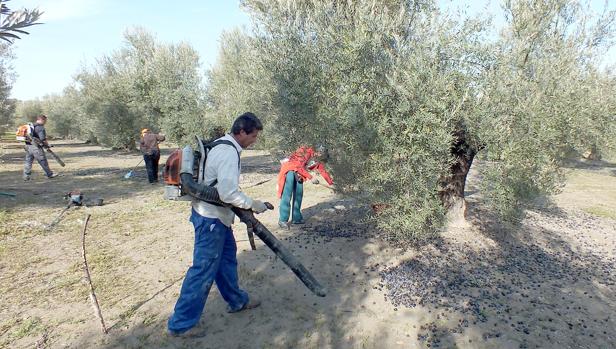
18, 114, 58, 181
277, 145, 333, 228
139, 128, 165, 184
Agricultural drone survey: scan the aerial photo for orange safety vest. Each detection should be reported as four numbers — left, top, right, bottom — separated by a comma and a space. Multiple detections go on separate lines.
276, 146, 334, 198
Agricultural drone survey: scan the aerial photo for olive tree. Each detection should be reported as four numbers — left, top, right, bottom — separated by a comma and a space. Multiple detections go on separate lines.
206, 28, 277, 148
40, 88, 86, 139
70, 28, 206, 148
14, 98, 43, 123
472, 0, 616, 219
239, 0, 615, 241
0, 43, 13, 133
74, 53, 142, 149
121, 28, 206, 145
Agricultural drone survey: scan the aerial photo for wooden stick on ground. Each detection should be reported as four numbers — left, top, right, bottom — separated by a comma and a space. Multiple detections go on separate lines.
81, 214, 108, 334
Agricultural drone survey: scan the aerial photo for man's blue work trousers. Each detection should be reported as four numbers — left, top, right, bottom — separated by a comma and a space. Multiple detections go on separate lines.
279, 171, 304, 223
167, 209, 249, 333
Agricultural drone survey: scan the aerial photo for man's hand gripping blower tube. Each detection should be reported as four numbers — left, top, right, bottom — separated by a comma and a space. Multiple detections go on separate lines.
166, 141, 327, 297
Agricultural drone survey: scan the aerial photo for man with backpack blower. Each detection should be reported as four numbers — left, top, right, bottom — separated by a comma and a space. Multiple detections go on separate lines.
17, 114, 59, 181
167, 112, 269, 338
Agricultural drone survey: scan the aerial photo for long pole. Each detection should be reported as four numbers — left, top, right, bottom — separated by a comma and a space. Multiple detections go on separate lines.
81, 214, 108, 334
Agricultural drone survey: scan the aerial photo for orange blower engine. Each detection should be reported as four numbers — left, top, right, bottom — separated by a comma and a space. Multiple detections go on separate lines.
163, 149, 185, 200
163, 146, 201, 201
163, 136, 211, 201
162, 136, 241, 204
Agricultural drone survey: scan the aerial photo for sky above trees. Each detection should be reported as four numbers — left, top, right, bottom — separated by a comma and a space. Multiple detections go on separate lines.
9, 0, 616, 100
10, 0, 250, 100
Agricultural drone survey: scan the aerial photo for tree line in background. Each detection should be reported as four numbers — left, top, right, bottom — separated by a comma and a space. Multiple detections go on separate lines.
2, 0, 615, 241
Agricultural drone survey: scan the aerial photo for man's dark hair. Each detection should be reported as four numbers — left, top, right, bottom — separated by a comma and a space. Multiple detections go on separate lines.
231, 112, 263, 135
37, 114, 47, 121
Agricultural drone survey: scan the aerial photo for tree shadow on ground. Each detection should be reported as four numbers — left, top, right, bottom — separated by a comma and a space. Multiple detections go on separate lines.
562, 158, 616, 171
1, 147, 278, 214
68, 197, 393, 349
0, 167, 162, 210
1, 142, 179, 165
379, 202, 616, 348
42, 141, 96, 147
1, 146, 134, 165
50, 148, 136, 161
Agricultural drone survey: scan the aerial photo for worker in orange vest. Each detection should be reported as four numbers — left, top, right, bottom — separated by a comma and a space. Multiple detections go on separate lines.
276, 145, 333, 228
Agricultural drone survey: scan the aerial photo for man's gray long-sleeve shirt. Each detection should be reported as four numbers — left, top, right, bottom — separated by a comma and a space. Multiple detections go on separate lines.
191, 134, 254, 227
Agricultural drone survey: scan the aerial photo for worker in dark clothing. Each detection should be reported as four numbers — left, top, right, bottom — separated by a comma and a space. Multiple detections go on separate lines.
139, 128, 166, 183
23, 115, 58, 181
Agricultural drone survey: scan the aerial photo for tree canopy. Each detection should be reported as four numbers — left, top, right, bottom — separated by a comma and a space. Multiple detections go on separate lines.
16, 0, 615, 241
235, 0, 616, 240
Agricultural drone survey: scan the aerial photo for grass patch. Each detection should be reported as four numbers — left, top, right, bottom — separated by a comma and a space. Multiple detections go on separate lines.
0, 210, 15, 237
10, 317, 43, 340
584, 206, 616, 220
142, 312, 158, 327
87, 249, 133, 296
114, 304, 141, 329
0, 317, 45, 347
0, 318, 19, 338
45, 262, 85, 300
0, 209, 46, 238
81, 248, 150, 311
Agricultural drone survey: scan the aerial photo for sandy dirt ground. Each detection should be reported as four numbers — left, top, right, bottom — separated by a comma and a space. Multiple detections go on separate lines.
0, 138, 615, 349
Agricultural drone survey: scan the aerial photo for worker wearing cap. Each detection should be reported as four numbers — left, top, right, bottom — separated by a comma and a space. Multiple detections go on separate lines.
276, 145, 333, 228
139, 128, 165, 184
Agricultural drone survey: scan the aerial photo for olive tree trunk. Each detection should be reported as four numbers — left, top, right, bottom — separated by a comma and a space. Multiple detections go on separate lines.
439, 128, 476, 226
582, 144, 601, 161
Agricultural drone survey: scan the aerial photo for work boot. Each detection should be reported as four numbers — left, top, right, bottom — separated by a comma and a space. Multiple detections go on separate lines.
228, 298, 261, 313
46, 173, 59, 179
166, 326, 207, 338
278, 221, 289, 230
23, 175, 31, 181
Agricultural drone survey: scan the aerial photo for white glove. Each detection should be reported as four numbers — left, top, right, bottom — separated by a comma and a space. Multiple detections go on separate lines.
251, 200, 268, 214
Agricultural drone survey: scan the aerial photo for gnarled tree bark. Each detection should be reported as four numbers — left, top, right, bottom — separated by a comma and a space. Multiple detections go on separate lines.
582, 144, 601, 161
439, 127, 477, 226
